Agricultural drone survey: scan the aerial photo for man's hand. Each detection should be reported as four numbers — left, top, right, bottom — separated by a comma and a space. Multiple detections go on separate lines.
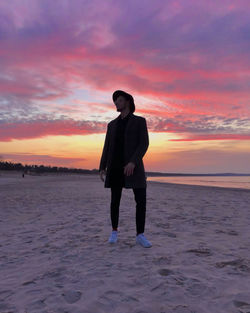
124, 162, 135, 176
99, 169, 106, 182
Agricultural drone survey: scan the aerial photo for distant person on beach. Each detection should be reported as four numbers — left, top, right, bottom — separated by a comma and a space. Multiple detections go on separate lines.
99, 90, 152, 248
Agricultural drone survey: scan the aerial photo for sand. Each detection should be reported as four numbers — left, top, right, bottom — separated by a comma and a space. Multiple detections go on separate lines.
0, 170, 250, 313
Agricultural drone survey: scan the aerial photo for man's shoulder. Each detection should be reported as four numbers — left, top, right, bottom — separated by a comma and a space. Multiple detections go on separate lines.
108, 115, 120, 125
132, 115, 146, 125
132, 114, 145, 120
110, 114, 145, 122
108, 113, 145, 126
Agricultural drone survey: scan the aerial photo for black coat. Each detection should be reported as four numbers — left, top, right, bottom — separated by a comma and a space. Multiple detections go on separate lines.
99, 113, 149, 188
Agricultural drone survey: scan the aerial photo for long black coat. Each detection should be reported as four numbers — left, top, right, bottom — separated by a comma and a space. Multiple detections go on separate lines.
99, 113, 149, 188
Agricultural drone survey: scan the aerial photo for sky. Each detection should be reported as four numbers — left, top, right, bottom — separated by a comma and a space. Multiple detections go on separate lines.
0, 0, 250, 173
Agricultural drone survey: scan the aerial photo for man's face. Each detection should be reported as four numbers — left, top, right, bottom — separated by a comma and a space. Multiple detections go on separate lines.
114, 96, 128, 112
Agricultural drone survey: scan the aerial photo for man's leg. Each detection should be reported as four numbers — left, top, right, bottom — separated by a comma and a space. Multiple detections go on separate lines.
110, 185, 123, 230
132, 187, 146, 236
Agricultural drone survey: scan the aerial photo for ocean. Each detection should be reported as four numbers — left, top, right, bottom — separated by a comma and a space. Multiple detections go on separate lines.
147, 175, 250, 190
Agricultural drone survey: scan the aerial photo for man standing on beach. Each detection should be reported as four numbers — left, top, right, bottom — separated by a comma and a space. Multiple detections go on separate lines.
99, 90, 152, 248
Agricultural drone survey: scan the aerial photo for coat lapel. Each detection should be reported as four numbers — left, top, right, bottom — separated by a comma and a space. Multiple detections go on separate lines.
124, 113, 134, 136
112, 113, 134, 138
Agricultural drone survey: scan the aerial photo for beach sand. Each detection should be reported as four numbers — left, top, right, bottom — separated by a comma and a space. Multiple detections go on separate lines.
1, 170, 250, 313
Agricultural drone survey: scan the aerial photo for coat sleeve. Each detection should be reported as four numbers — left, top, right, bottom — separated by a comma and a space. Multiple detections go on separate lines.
99, 123, 110, 172
129, 118, 149, 167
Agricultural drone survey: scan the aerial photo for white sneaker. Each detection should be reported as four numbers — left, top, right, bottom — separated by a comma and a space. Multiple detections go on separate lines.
136, 233, 152, 248
108, 230, 118, 244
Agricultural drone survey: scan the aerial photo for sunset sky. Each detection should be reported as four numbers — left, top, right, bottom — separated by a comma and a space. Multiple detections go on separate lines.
1, 0, 250, 173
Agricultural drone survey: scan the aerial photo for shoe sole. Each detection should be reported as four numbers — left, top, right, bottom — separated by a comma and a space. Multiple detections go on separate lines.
136, 240, 152, 248
109, 237, 118, 244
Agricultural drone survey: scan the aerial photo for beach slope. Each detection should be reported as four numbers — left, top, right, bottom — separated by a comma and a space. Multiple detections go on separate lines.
1, 171, 250, 313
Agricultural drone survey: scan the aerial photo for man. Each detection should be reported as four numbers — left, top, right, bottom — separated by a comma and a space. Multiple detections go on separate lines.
99, 90, 152, 248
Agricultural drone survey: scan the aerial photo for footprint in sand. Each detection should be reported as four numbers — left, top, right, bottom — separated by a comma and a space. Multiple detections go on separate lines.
62, 290, 82, 304
215, 258, 250, 273
100, 290, 139, 304
186, 248, 212, 256
227, 230, 238, 236
173, 304, 196, 313
0, 289, 14, 300
233, 300, 250, 310
215, 229, 238, 236
99, 290, 123, 305
27, 298, 46, 310
233, 300, 250, 313
158, 268, 174, 276
157, 269, 188, 287
185, 278, 213, 297
164, 231, 177, 238
153, 256, 172, 266
22, 280, 36, 286
0, 302, 11, 311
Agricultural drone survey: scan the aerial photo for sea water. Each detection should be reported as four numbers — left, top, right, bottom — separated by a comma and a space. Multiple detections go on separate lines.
147, 175, 250, 190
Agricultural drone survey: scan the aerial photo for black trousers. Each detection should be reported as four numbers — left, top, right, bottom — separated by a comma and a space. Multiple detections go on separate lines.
110, 185, 147, 236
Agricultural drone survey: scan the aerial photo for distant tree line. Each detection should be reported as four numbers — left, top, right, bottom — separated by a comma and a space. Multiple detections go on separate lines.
0, 161, 98, 175
1, 161, 248, 176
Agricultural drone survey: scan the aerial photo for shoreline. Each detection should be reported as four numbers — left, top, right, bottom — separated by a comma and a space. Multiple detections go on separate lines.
1, 170, 250, 192
148, 179, 250, 193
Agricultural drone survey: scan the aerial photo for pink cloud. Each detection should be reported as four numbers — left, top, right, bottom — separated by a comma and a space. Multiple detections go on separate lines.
0, 119, 106, 142
0, 0, 249, 143
1, 114, 249, 142
169, 134, 250, 141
